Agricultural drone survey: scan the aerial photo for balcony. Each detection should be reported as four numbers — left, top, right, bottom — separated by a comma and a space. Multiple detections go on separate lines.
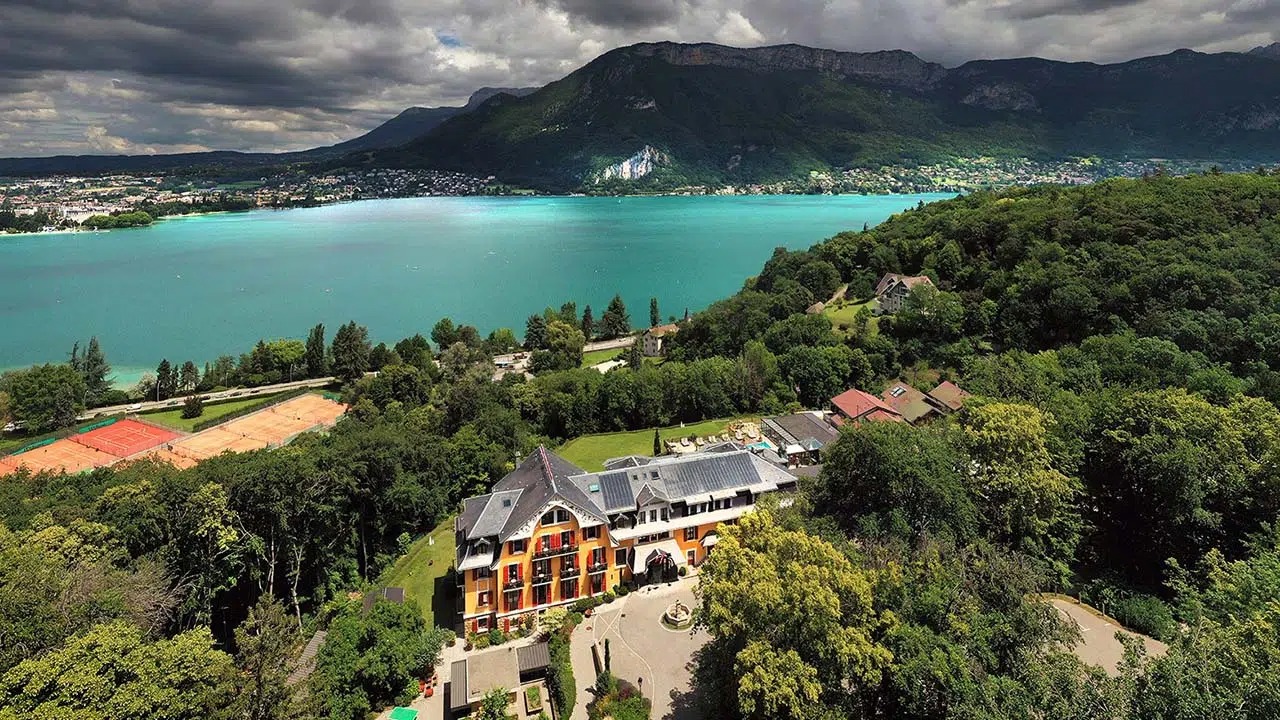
531, 571, 554, 586
532, 541, 578, 560
560, 565, 581, 579
587, 561, 608, 574
502, 577, 526, 592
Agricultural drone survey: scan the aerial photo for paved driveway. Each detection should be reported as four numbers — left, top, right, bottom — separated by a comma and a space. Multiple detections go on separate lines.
1050, 598, 1168, 676
572, 578, 706, 720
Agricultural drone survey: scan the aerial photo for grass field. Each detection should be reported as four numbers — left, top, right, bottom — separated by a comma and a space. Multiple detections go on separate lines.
558, 416, 757, 471
581, 348, 624, 368
379, 518, 457, 628
141, 394, 283, 432
824, 298, 879, 338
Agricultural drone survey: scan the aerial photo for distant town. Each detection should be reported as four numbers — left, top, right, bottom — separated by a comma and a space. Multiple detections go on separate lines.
0, 156, 1266, 234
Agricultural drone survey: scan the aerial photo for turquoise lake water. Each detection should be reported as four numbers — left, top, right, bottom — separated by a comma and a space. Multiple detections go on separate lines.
0, 194, 947, 384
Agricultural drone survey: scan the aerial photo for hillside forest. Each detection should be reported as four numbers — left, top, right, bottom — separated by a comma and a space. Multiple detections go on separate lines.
2, 171, 1280, 718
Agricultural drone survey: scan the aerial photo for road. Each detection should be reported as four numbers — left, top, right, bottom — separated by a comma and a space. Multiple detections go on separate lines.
77, 376, 338, 421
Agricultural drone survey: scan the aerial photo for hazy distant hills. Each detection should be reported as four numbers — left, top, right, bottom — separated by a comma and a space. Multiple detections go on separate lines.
369, 42, 1280, 190
1251, 42, 1280, 59
0, 87, 535, 176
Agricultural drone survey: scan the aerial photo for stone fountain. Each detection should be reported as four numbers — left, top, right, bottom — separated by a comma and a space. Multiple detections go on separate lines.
662, 599, 693, 630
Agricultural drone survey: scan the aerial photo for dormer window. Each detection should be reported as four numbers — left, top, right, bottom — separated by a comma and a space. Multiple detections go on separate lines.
540, 508, 571, 525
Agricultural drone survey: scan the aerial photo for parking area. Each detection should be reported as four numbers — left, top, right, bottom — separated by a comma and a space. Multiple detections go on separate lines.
572, 578, 706, 720
1050, 597, 1168, 676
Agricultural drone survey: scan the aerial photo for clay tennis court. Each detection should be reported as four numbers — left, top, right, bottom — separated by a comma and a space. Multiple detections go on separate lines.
170, 427, 271, 460
2, 439, 120, 475
134, 448, 199, 470
70, 419, 182, 458
222, 409, 317, 445
0, 456, 22, 475
267, 394, 347, 426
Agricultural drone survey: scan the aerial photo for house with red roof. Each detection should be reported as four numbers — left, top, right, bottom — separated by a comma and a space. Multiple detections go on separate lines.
830, 388, 904, 425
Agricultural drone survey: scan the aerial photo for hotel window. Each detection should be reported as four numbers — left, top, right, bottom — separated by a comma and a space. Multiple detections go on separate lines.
648, 509, 658, 523
582, 525, 601, 540
476, 616, 490, 631
684, 527, 697, 542
534, 584, 550, 606
592, 547, 605, 567
533, 559, 551, 578
661, 508, 669, 521
475, 567, 491, 581
561, 579, 578, 600
591, 574, 604, 594
615, 548, 627, 567
540, 508, 571, 525
560, 530, 574, 547
508, 539, 527, 555
478, 591, 491, 606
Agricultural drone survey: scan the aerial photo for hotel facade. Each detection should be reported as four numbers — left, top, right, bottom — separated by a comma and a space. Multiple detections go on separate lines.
455, 443, 796, 633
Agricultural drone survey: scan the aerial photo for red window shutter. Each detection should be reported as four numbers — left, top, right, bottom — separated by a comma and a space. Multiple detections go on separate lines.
472, 619, 479, 633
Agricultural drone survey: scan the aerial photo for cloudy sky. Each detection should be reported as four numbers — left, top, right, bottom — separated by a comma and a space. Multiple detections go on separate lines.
0, 0, 1274, 157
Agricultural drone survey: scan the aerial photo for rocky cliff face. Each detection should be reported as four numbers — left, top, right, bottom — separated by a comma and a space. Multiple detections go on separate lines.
625, 42, 948, 91
595, 145, 669, 182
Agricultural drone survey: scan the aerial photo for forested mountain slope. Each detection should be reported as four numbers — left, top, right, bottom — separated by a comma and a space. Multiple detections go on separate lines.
373, 42, 1280, 190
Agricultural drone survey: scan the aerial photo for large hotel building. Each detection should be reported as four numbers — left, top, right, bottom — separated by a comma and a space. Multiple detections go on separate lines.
455, 443, 796, 633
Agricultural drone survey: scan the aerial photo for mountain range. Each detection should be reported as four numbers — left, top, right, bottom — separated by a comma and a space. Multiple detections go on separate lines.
368, 42, 1280, 190
4, 42, 1280, 188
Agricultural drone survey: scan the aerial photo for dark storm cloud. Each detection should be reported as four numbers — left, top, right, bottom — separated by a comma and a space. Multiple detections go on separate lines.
996, 0, 1150, 20
536, 0, 683, 28
0, 0, 1274, 156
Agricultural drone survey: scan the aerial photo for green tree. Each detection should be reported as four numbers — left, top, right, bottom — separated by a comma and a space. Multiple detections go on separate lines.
600, 294, 631, 338
431, 318, 459, 349
210, 355, 237, 387
581, 305, 595, 340
626, 338, 644, 369
181, 394, 205, 419
330, 321, 371, 383
962, 403, 1080, 565
180, 360, 200, 394
305, 323, 327, 377
735, 340, 780, 411
0, 621, 237, 720
2, 364, 87, 432
478, 687, 510, 720
559, 301, 578, 327
368, 342, 398, 371
650, 297, 660, 328
233, 595, 298, 720
484, 328, 520, 354
80, 337, 112, 405
544, 320, 586, 370
653, 428, 662, 457
156, 358, 177, 400
819, 421, 976, 540
393, 334, 432, 372
525, 314, 548, 350
697, 511, 893, 720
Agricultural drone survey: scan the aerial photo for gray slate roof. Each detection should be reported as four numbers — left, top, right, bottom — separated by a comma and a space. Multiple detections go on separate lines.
456, 445, 795, 542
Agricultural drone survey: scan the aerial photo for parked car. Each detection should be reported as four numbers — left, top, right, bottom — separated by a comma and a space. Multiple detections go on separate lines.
127, 403, 143, 411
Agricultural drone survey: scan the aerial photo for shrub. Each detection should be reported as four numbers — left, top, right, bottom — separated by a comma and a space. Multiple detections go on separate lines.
487, 627, 505, 647
614, 584, 630, 597
470, 631, 490, 650
181, 394, 205, 419
678, 566, 687, 577
526, 685, 543, 711
601, 591, 616, 604
1111, 594, 1177, 640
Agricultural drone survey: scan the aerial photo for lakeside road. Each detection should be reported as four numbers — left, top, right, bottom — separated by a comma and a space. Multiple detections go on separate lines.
77, 376, 338, 421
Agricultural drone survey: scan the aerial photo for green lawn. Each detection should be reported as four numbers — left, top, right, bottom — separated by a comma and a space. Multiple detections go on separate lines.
379, 518, 457, 628
581, 348, 624, 368
141, 394, 283, 432
557, 416, 758, 471
823, 298, 879, 337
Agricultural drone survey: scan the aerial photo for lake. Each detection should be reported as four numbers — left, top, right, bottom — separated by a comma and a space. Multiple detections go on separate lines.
0, 193, 948, 385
